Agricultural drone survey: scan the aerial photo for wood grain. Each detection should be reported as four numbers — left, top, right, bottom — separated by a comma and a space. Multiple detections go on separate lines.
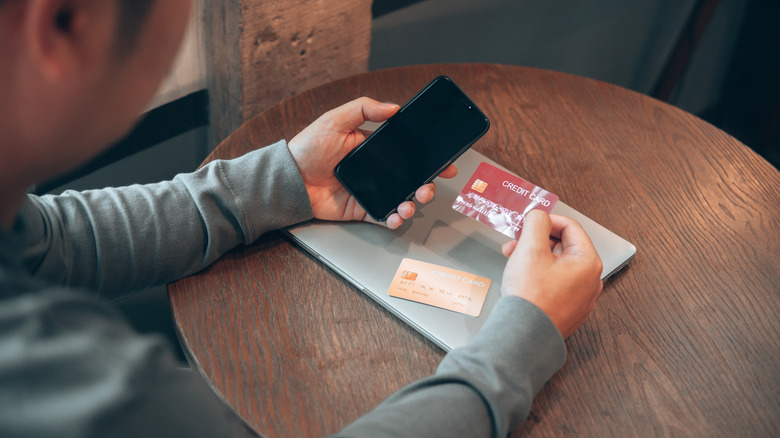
170, 64, 780, 437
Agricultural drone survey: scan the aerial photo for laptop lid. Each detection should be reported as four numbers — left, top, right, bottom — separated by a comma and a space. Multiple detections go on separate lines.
285, 148, 636, 351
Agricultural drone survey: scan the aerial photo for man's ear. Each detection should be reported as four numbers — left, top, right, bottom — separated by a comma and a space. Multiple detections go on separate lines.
23, 0, 108, 81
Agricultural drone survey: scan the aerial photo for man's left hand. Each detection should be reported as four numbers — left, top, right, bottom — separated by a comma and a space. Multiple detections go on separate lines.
288, 97, 457, 229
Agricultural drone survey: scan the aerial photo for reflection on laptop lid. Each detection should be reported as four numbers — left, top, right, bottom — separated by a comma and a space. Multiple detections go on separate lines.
285, 148, 636, 351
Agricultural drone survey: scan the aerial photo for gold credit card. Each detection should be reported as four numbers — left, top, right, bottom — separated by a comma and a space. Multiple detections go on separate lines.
388, 258, 491, 317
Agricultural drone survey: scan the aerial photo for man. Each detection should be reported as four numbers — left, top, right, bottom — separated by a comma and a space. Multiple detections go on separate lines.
0, 1, 603, 437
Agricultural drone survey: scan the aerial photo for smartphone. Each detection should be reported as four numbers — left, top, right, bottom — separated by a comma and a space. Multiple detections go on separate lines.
334, 76, 490, 221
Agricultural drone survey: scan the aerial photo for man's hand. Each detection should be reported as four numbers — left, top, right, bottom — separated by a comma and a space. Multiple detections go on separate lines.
288, 97, 457, 229
501, 210, 604, 338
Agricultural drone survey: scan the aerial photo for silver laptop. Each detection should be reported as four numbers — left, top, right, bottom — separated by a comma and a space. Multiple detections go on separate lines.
285, 148, 636, 351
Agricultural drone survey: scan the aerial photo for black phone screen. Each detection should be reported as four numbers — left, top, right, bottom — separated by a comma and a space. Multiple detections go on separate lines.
335, 76, 490, 221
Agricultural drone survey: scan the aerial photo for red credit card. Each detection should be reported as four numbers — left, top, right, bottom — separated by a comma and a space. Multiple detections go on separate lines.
452, 162, 559, 240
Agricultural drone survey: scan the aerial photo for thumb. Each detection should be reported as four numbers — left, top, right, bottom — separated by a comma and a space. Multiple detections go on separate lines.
337, 97, 399, 132
501, 240, 517, 257
362, 99, 400, 123
515, 209, 553, 254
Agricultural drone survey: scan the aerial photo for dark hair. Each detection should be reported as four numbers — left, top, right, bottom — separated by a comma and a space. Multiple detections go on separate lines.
114, 0, 156, 57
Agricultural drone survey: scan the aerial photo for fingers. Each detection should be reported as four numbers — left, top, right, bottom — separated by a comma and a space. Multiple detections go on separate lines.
548, 214, 599, 259
397, 201, 415, 219
549, 214, 604, 290
368, 201, 415, 230
389, 201, 416, 228
548, 214, 581, 240
502, 211, 554, 258
413, 165, 457, 204
357, 159, 456, 229
361, 211, 398, 229
501, 213, 591, 257
552, 240, 564, 256
499, 211, 604, 339
515, 210, 553, 255
415, 184, 436, 204
385, 214, 403, 230
438, 164, 458, 179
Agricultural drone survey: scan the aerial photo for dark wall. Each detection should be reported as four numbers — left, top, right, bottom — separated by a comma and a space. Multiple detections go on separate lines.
370, 0, 778, 168
704, 0, 779, 167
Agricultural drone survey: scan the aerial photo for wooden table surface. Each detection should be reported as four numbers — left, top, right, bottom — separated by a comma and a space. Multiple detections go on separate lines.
169, 64, 780, 437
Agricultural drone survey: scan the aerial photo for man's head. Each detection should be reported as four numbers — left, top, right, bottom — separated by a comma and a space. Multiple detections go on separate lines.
0, 0, 191, 207
114, 0, 156, 56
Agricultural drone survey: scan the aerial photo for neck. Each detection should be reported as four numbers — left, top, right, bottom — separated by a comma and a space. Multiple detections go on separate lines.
0, 135, 29, 230
0, 142, 29, 231
0, 185, 25, 231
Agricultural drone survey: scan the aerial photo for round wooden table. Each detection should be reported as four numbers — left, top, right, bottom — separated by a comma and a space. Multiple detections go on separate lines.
169, 64, 780, 437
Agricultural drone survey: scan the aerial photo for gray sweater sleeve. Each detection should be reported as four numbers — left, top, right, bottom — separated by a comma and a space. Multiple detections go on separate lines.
3, 139, 567, 437
334, 296, 566, 438
19, 140, 313, 300
3, 140, 312, 437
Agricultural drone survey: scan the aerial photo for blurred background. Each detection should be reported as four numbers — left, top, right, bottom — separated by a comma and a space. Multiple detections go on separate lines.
41, 0, 778, 361
370, 0, 778, 168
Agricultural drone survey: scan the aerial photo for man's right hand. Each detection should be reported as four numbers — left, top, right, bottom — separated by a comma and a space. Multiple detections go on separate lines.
501, 210, 604, 338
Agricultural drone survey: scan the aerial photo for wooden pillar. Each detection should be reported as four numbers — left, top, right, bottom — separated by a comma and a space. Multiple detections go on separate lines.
204, 0, 373, 145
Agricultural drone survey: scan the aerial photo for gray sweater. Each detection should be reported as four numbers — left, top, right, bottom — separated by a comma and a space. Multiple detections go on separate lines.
0, 140, 565, 437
